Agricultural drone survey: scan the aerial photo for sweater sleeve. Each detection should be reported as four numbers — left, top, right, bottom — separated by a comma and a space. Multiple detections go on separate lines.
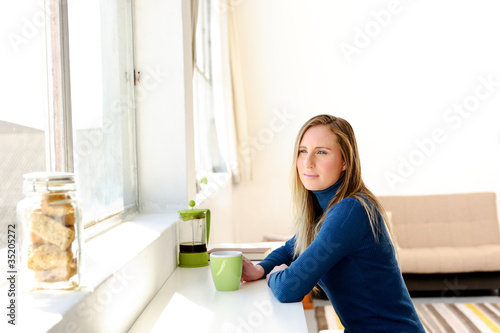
257, 236, 296, 276
267, 198, 370, 303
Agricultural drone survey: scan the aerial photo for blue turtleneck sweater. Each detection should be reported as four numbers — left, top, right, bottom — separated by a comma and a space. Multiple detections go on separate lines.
258, 179, 425, 333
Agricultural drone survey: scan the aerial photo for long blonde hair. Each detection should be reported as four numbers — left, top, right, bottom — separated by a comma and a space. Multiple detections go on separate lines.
291, 114, 393, 257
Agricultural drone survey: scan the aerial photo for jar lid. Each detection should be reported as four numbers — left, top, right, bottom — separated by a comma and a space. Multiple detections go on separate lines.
23, 171, 75, 181
23, 172, 76, 193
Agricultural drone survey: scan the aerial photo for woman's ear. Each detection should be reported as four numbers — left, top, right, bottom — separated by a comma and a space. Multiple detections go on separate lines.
342, 163, 346, 171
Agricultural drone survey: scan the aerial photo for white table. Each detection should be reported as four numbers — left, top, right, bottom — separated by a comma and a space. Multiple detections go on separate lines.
128, 265, 308, 332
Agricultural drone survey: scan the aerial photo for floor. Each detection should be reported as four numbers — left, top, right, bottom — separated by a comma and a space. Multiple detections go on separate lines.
305, 299, 330, 333
304, 290, 500, 333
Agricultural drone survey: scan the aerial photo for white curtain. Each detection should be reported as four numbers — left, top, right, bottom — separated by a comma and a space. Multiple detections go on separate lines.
191, 0, 251, 183
213, 0, 251, 182
191, 0, 199, 70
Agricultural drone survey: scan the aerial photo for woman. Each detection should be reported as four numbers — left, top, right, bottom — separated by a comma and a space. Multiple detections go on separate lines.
242, 115, 425, 332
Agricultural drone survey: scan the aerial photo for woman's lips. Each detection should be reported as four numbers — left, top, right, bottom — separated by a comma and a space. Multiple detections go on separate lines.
303, 174, 319, 179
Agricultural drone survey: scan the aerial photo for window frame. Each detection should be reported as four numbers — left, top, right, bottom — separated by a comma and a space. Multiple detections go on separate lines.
45, 0, 140, 236
44, 0, 74, 173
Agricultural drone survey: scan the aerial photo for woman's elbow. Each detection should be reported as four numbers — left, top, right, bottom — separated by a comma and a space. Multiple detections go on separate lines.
272, 289, 304, 303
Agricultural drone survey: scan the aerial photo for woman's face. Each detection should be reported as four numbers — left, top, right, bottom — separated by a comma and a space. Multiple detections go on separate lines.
296, 125, 346, 191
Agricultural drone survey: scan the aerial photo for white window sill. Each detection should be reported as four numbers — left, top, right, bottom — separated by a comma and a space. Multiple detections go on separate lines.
3, 213, 179, 332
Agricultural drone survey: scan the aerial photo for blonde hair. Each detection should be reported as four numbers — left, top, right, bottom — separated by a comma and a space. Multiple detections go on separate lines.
291, 114, 393, 257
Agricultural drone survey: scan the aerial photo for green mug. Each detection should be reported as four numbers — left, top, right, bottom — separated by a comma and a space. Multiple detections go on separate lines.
210, 251, 243, 291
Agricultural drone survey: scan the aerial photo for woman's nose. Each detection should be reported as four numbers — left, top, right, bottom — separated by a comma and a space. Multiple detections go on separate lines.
303, 154, 314, 168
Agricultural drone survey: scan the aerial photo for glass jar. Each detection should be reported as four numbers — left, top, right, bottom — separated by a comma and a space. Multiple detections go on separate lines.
17, 172, 82, 291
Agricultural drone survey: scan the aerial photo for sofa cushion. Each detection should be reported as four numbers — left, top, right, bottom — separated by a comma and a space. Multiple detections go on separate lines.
398, 245, 500, 273
379, 192, 500, 248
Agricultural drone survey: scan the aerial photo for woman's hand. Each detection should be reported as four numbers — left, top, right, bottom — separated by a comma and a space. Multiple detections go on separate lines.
266, 264, 288, 283
241, 256, 265, 282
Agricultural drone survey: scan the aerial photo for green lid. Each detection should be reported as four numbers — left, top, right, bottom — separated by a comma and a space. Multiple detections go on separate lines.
178, 200, 211, 244
178, 208, 207, 221
178, 200, 208, 220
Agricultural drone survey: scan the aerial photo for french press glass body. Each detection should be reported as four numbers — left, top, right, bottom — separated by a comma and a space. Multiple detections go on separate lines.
177, 201, 211, 267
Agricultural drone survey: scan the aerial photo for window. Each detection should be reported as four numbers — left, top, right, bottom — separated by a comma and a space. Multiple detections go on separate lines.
1, 2, 48, 248
192, 0, 228, 185
0, 0, 138, 248
67, 0, 138, 228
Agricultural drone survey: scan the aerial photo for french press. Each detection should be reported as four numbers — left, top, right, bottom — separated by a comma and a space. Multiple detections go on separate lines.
177, 200, 211, 267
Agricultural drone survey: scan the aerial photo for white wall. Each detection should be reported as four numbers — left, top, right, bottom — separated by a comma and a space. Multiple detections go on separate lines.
229, 0, 500, 242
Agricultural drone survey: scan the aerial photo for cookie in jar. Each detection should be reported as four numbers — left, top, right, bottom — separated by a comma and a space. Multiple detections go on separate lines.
17, 172, 82, 291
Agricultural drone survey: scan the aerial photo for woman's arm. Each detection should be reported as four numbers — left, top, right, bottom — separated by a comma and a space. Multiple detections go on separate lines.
267, 198, 369, 302
266, 264, 288, 283
257, 236, 296, 275
241, 236, 296, 282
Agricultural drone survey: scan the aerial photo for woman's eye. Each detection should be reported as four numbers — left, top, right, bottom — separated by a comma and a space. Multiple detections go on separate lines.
317, 150, 326, 155
299, 149, 307, 154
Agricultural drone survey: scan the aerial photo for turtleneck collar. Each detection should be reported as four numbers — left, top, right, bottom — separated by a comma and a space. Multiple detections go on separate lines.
312, 176, 344, 212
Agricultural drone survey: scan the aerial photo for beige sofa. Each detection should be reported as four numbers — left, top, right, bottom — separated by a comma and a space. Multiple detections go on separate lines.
378, 192, 500, 292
